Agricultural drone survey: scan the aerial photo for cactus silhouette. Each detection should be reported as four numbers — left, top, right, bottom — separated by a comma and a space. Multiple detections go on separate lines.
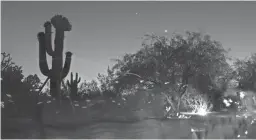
37, 15, 72, 99
67, 72, 81, 100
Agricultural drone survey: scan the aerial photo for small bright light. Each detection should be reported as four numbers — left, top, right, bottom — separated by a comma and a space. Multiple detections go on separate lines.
164, 82, 170, 85
166, 106, 171, 112
6, 94, 12, 98
191, 128, 195, 132
197, 108, 207, 116
136, 13, 138, 15
229, 99, 233, 103
223, 99, 231, 107
245, 131, 248, 135
37, 102, 43, 105
1, 102, 4, 108
240, 91, 245, 99
140, 80, 144, 83
164, 30, 168, 33
238, 135, 240, 138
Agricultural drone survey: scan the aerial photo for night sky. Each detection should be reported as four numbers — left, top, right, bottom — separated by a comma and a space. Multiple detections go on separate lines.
2, 1, 256, 82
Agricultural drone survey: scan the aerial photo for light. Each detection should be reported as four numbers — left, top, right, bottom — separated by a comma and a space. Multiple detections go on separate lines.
6, 94, 12, 98
197, 108, 207, 116
245, 131, 248, 135
223, 99, 231, 107
164, 30, 168, 33
166, 106, 171, 112
1, 102, 4, 108
37, 102, 43, 105
240, 91, 245, 99
229, 99, 233, 103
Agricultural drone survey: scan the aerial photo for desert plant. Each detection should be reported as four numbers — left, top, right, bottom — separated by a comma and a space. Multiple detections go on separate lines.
37, 15, 72, 101
67, 72, 81, 100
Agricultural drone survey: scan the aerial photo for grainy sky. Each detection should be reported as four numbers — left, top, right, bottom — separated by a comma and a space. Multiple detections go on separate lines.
2, 1, 256, 82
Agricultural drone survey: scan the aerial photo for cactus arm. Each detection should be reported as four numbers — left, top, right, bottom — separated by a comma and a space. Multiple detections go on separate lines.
75, 73, 79, 82
74, 73, 81, 83
77, 77, 81, 83
71, 72, 73, 84
67, 80, 71, 87
61, 52, 72, 79
44, 22, 54, 56
38, 32, 51, 77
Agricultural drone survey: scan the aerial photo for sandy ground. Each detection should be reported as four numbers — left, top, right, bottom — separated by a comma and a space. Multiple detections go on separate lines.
3, 110, 256, 139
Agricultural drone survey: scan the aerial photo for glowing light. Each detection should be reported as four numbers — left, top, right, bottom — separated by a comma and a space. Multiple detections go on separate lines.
197, 108, 207, 116
228, 99, 233, 103
240, 91, 245, 99
245, 131, 248, 135
238, 135, 240, 138
164, 82, 170, 85
164, 30, 168, 33
37, 102, 43, 105
6, 94, 12, 98
1, 102, 4, 108
166, 106, 171, 112
223, 99, 231, 107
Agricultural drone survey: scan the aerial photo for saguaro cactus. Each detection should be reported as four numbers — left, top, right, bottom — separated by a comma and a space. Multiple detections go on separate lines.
67, 72, 81, 100
37, 15, 72, 99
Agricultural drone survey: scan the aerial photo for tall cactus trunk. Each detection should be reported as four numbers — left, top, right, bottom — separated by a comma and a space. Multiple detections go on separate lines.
38, 15, 73, 113
51, 29, 64, 105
